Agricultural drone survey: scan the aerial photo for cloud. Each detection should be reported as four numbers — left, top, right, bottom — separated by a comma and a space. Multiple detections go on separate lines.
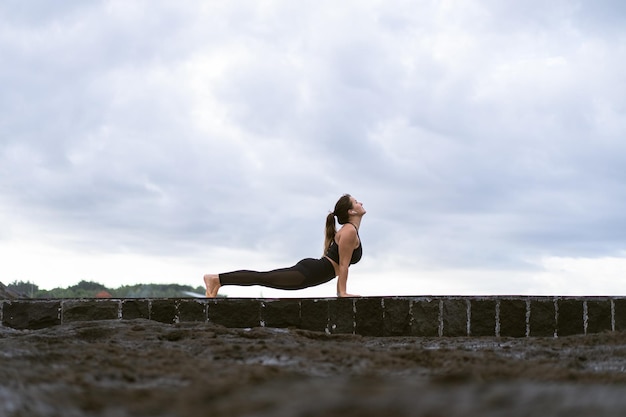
1, 1, 625, 294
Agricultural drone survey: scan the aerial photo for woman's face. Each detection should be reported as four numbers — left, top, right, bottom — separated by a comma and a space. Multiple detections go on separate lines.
350, 197, 366, 216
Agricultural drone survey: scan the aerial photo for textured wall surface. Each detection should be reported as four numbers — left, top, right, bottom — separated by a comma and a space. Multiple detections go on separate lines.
1, 296, 623, 337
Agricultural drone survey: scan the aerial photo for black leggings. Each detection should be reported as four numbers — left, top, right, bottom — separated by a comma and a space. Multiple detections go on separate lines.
219, 257, 336, 290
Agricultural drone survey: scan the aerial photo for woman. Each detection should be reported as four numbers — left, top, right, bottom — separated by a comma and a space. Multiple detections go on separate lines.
203, 194, 366, 298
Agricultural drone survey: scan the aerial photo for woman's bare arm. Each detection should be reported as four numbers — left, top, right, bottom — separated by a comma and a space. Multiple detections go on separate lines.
336, 226, 359, 297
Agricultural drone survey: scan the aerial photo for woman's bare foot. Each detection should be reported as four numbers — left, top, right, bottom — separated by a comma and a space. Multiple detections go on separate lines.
203, 274, 221, 298
337, 292, 360, 298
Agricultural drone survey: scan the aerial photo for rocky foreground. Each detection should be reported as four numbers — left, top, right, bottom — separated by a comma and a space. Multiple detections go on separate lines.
2, 319, 626, 416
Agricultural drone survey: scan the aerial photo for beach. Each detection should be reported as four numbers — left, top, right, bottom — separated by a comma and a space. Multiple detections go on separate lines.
2, 319, 626, 416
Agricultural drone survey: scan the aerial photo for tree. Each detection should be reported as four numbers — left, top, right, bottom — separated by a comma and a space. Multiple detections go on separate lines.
15, 280, 211, 298
8, 281, 38, 297
74, 280, 107, 292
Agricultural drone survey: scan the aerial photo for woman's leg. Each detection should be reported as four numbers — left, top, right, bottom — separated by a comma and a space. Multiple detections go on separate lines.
203, 258, 336, 298
219, 267, 307, 289
203, 265, 307, 298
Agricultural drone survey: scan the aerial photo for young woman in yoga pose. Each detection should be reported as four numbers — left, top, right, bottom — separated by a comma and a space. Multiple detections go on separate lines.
203, 194, 365, 298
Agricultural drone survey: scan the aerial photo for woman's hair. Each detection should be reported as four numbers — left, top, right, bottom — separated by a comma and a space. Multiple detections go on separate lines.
324, 194, 353, 254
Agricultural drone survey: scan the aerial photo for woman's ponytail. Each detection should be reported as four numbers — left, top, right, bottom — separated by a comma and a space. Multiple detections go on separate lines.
324, 212, 336, 254
323, 194, 353, 254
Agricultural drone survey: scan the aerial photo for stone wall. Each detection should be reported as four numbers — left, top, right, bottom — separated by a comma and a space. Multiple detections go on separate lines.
1, 296, 625, 337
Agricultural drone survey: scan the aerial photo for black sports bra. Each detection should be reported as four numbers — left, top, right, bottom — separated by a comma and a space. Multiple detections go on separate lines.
325, 223, 363, 265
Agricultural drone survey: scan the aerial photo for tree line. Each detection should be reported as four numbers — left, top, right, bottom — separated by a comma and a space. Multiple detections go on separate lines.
7, 280, 207, 298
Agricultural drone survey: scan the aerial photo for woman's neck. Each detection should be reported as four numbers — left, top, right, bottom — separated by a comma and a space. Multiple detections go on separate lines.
347, 216, 362, 230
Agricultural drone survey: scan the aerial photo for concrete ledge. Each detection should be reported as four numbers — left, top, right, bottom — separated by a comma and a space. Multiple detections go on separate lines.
1, 296, 625, 337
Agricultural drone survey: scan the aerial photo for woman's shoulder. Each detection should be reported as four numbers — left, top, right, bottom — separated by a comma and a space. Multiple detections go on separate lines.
337, 224, 358, 242
338, 223, 357, 234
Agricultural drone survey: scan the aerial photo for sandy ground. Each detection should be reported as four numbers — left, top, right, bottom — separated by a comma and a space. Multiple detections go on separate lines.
2, 319, 626, 416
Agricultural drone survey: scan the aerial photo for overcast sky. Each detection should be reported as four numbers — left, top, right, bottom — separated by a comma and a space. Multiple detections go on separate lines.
1, 0, 626, 297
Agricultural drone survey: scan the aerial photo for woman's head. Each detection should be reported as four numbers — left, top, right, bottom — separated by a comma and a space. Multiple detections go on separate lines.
324, 194, 366, 253
332, 194, 353, 225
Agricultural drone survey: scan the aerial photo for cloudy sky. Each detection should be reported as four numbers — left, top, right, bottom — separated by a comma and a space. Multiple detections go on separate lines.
1, 0, 626, 297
